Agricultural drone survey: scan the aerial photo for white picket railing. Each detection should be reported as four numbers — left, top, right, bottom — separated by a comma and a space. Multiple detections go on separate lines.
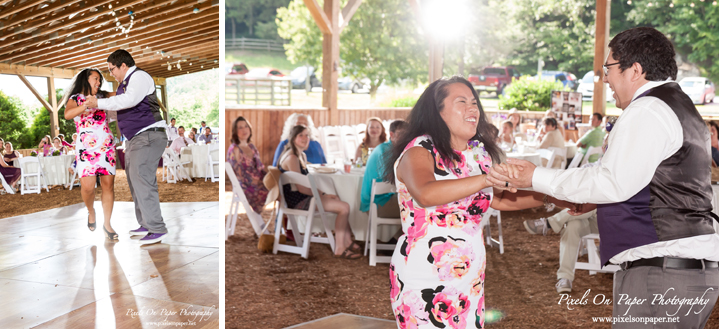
225, 37, 285, 52
225, 75, 292, 106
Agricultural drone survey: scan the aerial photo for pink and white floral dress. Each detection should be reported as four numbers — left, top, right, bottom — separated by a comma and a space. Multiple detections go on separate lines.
390, 135, 493, 329
71, 94, 116, 178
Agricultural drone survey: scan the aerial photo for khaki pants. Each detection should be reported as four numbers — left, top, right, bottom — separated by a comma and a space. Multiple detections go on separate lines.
548, 209, 598, 281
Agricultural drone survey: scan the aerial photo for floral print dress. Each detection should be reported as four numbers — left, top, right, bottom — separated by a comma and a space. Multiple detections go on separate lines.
227, 143, 269, 214
390, 135, 494, 329
71, 94, 116, 177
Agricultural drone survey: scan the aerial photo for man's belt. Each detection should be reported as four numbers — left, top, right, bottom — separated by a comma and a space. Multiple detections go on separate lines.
621, 257, 718, 270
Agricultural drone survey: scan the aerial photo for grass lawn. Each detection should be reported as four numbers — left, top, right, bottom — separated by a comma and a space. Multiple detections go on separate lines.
226, 50, 296, 74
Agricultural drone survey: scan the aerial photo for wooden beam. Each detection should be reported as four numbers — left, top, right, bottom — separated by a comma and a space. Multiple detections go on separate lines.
0, 64, 80, 79
157, 97, 170, 123
428, 37, 444, 82
47, 77, 59, 138
17, 74, 53, 115
339, 0, 362, 31
322, 0, 340, 125
592, 0, 611, 116
303, 0, 332, 34
0, 0, 84, 29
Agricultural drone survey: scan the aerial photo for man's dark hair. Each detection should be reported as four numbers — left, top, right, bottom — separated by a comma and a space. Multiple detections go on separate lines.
592, 113, 603, 122
544, 117, 558, 128
389, 120, 408, 133
178, 126, 184, 130
107, 49, 135, 68
608, 27, 677, 81
201, 121, 206, 124
171, 118, 176, 122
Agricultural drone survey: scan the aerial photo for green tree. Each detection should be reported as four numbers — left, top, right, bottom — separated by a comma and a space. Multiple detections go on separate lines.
28, 88, 75, 146
0, 91, 32, 148
277, 0, 427, 99
627, 0, 719, 82
226, 0, 290, 40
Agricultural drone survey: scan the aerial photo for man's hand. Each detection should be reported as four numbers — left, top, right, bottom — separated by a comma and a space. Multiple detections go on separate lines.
84, 95, 98, 108
487, 158, 536, 189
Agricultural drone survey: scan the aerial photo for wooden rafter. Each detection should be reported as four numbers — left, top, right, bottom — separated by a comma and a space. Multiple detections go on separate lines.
303, 0, 332, 34
340, 0, 362, 31
17, 74, 53, 111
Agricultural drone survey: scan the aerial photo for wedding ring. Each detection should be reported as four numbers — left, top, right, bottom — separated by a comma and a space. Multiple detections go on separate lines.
505, 181, 509, 187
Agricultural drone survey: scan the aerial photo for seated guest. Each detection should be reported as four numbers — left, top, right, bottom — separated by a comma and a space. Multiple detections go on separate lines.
227, 116, 268, 214
38, 135, 52, 156
708, 121, 719, 166
3, 141, 20, 167
169, 126, 194, 154
497, 120, 515, 147
272, 113, 327, 166
71, 133, 78, 149
539, 110, 566, 140
0, 140, 21, 191
188, 130, 197, 143
58, 134, 72, 148
198, 127, 213, 144
52, 137, 67, 155
360, 120, 407, 217
575, 113, 605, 164
507, 108, 528, 141
355, 117, 387, 165
191, 127, 198, 136
538, 117, 565, 168
279, 125, 357, 259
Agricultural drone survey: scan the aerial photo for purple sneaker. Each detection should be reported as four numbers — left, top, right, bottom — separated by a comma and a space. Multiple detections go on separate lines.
139, 232, 166, 245
129, 226, 149, 236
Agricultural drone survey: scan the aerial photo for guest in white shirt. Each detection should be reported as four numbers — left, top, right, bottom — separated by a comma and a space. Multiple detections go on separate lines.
167, 118, 179, 141
538, 117, 565, 168
198, 127, 213, 144
169, 126, 193, 154
490, 27, 719, 328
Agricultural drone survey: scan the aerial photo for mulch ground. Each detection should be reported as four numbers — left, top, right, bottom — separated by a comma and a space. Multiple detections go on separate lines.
1, 168, 220, 219
225, 205, 719, 329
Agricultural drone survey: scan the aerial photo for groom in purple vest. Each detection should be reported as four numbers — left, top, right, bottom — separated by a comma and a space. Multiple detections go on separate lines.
85, 49, 169, 245
489, 27, 719, 327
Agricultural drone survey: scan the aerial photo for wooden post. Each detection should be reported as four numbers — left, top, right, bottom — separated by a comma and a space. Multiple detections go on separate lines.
160, 84, 169, 123
592, 0, 611, 116
47, 77, 59, 138
322, 0, 340, 125
428, 37, 444, 83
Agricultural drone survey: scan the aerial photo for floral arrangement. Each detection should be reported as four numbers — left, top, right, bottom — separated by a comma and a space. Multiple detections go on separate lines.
52, 150, 61, 156
30, 151, 38, 156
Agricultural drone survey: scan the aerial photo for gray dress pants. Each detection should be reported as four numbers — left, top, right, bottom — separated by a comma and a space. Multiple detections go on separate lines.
125, 130, 168, 234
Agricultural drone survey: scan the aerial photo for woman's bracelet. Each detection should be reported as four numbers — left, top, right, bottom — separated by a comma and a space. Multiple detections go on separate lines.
543, 194, 555, 211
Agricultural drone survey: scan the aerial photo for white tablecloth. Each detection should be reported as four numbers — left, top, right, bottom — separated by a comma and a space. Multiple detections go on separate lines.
41, 155, 74, 186
187, 144, 217, 178
293, 166, 398, 242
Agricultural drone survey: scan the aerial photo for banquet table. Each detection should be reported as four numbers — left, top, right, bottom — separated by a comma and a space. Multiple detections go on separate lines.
188, 143, 216, 178
292, 165, 399, 242
40, 155, 74, 186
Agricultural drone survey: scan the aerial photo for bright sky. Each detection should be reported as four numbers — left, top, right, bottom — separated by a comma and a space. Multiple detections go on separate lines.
0, 74, 112, 109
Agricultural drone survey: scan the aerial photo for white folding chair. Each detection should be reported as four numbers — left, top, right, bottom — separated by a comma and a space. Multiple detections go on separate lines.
340, 125, 358, 161
19, 157, 49, 194
206, 144, 220, 182
320, 126, 344, 163
225, 162, 268, 240
480, 207, 504, 254
537, 148, 557, 168
581, 146, 604, 166
163, 149, 192, 183
363, 179, 400, 266
548, 146, 567, 169
354, 123, 367, 145
0, 171, 15, 194
575, 233, 620, 275
273, 171, 336, 259
566, 152, 583, 169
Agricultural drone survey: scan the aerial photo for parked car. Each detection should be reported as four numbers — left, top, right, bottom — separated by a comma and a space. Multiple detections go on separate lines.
468, 66, 520, 96
245, 68, 285, 78
679, 77, 715, 105
290, 66, 321, 89
539, 70, 578, 90
338, 77, 369, 93
577, 71, 614, 102
227, 63, 249, 75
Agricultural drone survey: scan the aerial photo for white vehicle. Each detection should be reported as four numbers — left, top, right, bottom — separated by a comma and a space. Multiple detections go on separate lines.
577, 71, 614, 102
679, 77, 715, 105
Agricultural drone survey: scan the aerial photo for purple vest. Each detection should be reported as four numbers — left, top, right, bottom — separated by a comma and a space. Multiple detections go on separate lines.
116, 68, 163, 140
596, 82, 717, 265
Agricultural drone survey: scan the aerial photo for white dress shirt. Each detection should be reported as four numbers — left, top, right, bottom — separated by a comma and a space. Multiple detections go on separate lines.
97, 66, 167, 138
167, 126, 179, 141
170, 136, 194, 154
532, 79, 719, 264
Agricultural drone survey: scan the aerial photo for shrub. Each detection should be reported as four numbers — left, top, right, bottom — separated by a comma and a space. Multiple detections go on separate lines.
384, 95, 418, 108
498, 78, 568, 112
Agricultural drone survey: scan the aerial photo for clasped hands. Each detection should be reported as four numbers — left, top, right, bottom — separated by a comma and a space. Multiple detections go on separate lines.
485, 158, 592, 215
84, 95, 98, 109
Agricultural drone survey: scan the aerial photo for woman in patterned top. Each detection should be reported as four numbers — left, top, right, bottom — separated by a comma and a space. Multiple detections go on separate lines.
227, 116, 269, 214
63, 68, 118, 241
384, 77, 576, 329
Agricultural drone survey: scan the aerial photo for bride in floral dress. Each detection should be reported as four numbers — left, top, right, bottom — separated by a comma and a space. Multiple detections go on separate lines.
63, 68, 119, 241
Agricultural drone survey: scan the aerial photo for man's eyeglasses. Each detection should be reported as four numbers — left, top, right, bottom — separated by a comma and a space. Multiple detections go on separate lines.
108, 65, 117, 73
603, 62, 620, 76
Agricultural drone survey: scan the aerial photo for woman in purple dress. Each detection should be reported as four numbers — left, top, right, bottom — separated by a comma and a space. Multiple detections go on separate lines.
227, 116, 269, 214
0, 138, 20, 191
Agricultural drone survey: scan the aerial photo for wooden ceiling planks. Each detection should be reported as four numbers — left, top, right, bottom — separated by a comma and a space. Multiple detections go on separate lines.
0, 0, 219, 79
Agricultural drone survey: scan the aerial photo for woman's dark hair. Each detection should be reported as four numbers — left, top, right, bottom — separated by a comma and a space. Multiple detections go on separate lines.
708, 121, 719, 135
544, 117, 558, 128
69, 68, 108, 99
362, 117, 387, 146
107, 49, 135, 68
282, 125, 308, 167
502, 120, 514, 129
231, 116, 252, 145
608, 27, 677, 81
383, 76, 502, 185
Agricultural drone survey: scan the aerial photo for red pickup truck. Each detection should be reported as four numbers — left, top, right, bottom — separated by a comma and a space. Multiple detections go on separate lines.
468, 66, 521, 96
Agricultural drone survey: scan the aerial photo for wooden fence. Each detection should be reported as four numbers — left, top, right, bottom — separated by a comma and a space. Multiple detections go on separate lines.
225, 37, 285, 52
225, 76, 292, 106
